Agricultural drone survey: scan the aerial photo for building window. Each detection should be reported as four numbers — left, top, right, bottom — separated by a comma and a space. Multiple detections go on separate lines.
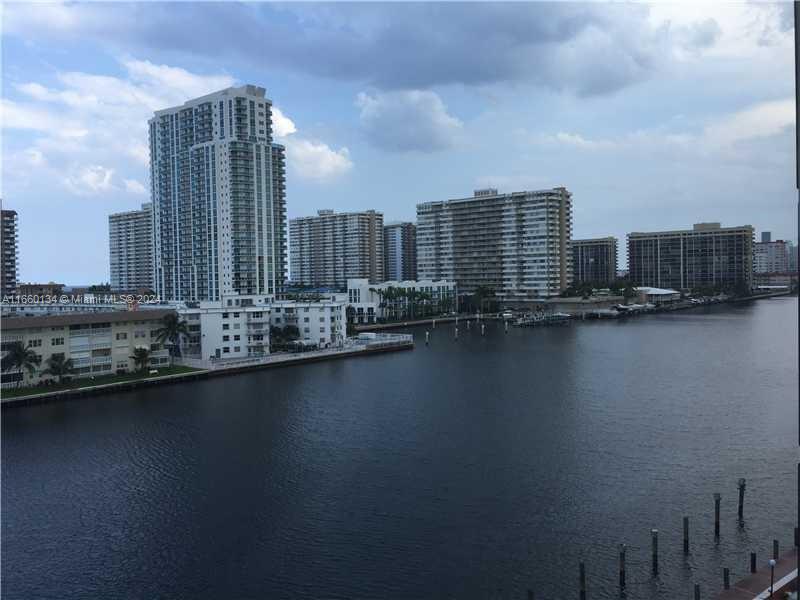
116, 332, 127, 340
222, 312, 229, 319
233, 312, 240, 318
51, 337, 64, 346
222, 324, 229, 330
29, 339, 42, 347
234, 346, 241, 352
304, 317, 309, 323
223, 335, 229, 342
223, 347, 230, 353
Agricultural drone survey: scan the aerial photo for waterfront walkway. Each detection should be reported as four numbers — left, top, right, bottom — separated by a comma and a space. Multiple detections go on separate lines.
2, 335, 414, 408
716, 548, 797, 599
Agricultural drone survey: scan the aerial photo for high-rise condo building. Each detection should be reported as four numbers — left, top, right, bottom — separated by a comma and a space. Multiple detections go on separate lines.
289, 210, 384, 287
383, 222, 417, 281
417, 187, 573, 302
571, 237, 618, 286
149, 85, 287, 302
1, 205, 18, 297
109, 202, 154, 291
627, 223, 754, 291
754, 238, 791, 273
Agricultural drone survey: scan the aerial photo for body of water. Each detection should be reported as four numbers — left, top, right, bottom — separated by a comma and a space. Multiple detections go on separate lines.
3, 298, 798, 599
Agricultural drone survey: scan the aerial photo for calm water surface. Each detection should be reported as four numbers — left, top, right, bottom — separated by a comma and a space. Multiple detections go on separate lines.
3, 298, 798, 599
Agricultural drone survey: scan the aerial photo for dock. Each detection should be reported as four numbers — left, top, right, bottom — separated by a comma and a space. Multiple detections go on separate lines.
716, 548, 797, 599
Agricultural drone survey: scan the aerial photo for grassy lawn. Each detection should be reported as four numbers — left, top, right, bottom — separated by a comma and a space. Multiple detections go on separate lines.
2, 365, 204, 399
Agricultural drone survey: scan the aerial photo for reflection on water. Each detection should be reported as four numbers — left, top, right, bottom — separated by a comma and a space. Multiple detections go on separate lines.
3, 298, 797, 599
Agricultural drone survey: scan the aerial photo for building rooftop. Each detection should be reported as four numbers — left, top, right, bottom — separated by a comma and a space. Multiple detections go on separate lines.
634, 287, 680, 295
2, 309, 175, 331
629, 224, 753, 236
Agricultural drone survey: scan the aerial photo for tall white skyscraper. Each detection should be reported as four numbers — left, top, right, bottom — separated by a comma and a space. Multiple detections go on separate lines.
149, 85, 287, 302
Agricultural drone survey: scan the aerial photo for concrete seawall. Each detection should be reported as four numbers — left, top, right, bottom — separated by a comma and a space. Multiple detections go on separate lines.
1, 341, 413, 409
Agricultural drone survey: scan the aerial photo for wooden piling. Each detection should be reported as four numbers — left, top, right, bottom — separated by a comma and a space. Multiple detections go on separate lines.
773, 539, 779, 560
714, 493, 721, 538
750, 552, 757, 573
425, 331, 429, 345
618, 543, 626, 590
737, 478, 746, 521
651, 529, 659, 576
579, 562, 586, 600
683, 516, 690, 555
723, 567, 730, 589
694, 583, 700, 600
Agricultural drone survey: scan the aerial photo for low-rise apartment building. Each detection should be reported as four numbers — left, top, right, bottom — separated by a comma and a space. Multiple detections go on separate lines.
178, 295, 273, 364
269, 300, 345, 348
0, 309, 173, 388
177, 295, 345, 367
345, 278, 456, 324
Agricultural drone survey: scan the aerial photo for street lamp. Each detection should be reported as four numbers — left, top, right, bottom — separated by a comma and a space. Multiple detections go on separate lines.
768, 558, 776, 597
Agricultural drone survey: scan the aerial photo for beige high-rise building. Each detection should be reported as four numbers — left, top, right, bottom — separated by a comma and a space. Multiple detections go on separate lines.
109, 202, 153, 291
289, 210, 384, 287
416, 187, 573, 302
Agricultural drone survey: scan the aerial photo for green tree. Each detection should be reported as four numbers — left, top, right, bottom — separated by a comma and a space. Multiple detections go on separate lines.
282, 324, 300, 340
1, 341, 41, 387
154, 313, 189, 358
130, 347, 151, 372
41, 353, 75, 384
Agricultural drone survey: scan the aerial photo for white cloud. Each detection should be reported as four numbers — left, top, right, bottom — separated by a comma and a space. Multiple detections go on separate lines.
272, 105, 352, 181
64, 165, 115, 195
124, 179, 147, 195
6, 57, 352, 190
552, 132, 617, 151
527, 97, 794, 170
703, 98, 794, 148
5, 60, 235, 198
283, 138, 352, 181
356, 90, 463, 152
271, 106, 297, 137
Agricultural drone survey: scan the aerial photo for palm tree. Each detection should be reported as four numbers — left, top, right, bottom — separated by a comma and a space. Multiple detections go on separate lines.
41, 354, 75, 384
154, 313, 189, 358
1, 341, 41, 388
130, 347, 151, 373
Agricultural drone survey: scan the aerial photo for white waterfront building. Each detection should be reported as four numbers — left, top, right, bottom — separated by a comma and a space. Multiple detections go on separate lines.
345, 278, 456, 324
150, 85, 287, 302
269, 300, 345, 348
177, 295, 345, 367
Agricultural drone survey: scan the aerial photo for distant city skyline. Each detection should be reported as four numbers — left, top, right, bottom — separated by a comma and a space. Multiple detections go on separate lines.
1, 2, 796, 284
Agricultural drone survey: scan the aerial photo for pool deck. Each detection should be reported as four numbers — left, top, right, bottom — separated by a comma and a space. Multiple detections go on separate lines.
716, 548, 797, 599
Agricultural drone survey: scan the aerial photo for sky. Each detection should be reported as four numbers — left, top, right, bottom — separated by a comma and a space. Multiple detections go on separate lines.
1, 1, 796, 284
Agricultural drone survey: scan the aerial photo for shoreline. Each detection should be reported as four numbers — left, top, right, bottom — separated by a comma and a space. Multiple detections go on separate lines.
1, 341, 413, 409
355, 291, 794, 331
